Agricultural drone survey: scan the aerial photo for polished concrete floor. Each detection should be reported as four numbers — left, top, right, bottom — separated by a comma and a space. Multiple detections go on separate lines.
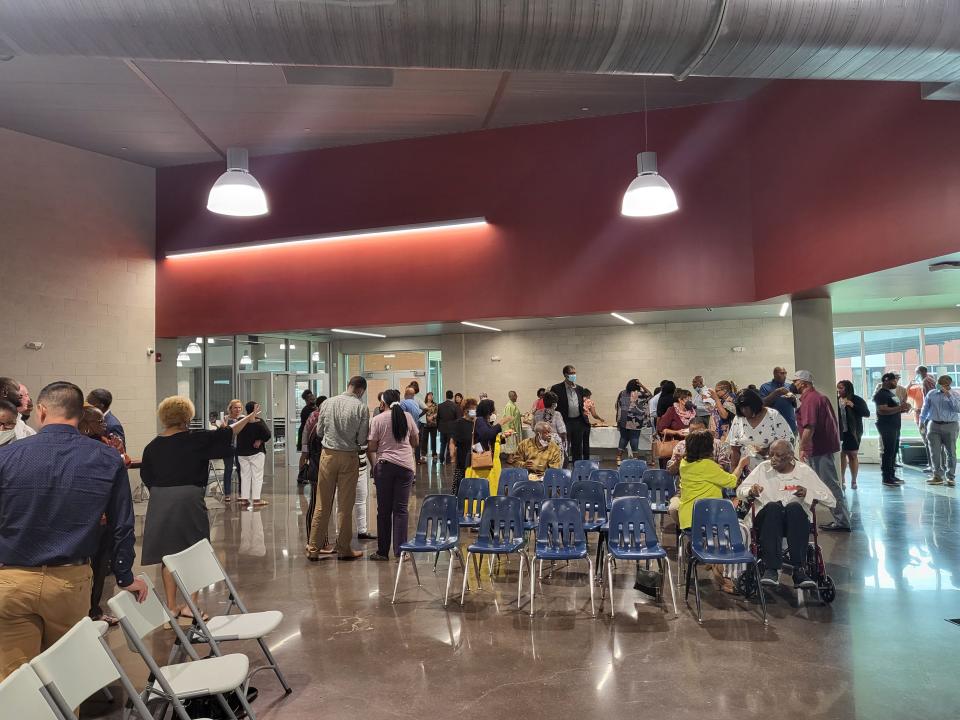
89, 460, 960, 720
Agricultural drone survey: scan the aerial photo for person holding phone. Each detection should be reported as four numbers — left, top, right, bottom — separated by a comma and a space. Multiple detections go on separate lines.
873, 372, 912, 487
738, 440, 836, 589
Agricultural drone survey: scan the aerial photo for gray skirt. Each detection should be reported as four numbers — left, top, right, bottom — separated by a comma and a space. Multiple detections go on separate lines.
141, 484, 210, 566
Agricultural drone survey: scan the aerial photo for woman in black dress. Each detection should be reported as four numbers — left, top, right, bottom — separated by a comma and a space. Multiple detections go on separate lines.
837, 380, 870, 490
141, 395, 259, 616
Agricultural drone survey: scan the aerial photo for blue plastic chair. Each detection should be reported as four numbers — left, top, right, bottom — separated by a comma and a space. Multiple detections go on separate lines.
461, 496, 531, 609
498, 467, 530, 496
573, 459, 600, 485
570, 480, 607, 533
510, 480, 546, 535
611, 481, 650, 500
456, 477, 490, 529
642, 469, 677, 513
619, 459, 648, 483
685, 498, 767, 624
603, 497, 677, 618
394, 495, 463, 607
530, 499, 595, 617
543, 468, 573, 499
589, 468, 621, 510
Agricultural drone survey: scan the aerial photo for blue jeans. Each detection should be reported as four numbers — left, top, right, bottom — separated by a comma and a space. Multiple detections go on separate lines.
222, 450, 240, 495
618, 426, 640, 453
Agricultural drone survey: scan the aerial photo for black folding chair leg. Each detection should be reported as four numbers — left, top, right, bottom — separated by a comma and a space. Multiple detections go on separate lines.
754, 559, 769, 625
692, 561, 703, 623
684, 555, 694, 600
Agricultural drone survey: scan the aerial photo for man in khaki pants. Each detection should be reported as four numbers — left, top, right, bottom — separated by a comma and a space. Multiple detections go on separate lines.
0, 381, 147, 681
306, 376, 370, 561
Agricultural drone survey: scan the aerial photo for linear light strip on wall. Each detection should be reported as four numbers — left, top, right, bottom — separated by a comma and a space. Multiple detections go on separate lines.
331, 328, 387, 338
165, 217, 488, 258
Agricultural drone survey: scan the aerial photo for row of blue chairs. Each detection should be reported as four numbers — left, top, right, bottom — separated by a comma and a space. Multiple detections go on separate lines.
498, 458, 652, 498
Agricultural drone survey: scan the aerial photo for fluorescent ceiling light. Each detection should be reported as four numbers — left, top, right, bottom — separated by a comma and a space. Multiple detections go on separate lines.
195, 337, 203, 343
383, 354, 396, 358
206, 338, 215, 344
621, 152, 678, 218
289, 343, 295, 350
185, 342, 202, 354
311, 351, 320, 361
177, 351, 191, 362
461, 321, 502, 332
331, 328, 387, 338
207, 147, 268, 217
240, 353, 252, 365
279, 343, 286, 350
166, 217, 487, 259
610, 312, 635, 325
779, 302, 790, 317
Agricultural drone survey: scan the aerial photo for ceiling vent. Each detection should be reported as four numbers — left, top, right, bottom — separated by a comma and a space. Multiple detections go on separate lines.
929, 261, 960, 271
281, 66, 394, 88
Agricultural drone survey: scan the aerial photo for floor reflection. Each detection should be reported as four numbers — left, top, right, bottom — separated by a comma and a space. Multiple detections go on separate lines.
85, 463, 960, 720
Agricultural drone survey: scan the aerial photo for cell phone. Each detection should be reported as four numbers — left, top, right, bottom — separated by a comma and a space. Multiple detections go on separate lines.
219, 411, 225, 422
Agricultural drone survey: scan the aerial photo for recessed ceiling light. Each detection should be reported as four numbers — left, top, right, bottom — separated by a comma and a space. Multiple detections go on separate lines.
331, 328, 387, 338
779, 302, 790, 317
121, 146, 128, 151
461, 321, 501, 332
610, 312, 635, 325
580, 106, 590, 111
304, 128, 311, 132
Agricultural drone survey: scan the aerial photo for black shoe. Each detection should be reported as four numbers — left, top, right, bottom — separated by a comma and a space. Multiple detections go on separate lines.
358, 532, 377, 541
368, 552, 389, 561
793, 571, 817, 589
818, 523, 851, 532
760, 569, 780, 586
882, 478, 902, 486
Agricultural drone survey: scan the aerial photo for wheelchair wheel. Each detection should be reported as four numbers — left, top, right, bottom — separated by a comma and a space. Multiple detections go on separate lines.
820, 575, 836, 604
737, 565, 758, 599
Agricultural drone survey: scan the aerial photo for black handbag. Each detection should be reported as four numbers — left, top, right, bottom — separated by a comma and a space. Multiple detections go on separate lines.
182, 686, 258, 719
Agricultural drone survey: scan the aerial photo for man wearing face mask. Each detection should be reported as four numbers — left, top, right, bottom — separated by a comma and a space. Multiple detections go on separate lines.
550, 365, 589, 462
0, 400, 19, 447
513, 421, 564, 480
450, 397, 479, 495
0, 377, 34, 440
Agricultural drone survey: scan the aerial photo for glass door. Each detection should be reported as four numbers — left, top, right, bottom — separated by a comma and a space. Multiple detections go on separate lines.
240, 372, 278, 478
290, 373, 329, 465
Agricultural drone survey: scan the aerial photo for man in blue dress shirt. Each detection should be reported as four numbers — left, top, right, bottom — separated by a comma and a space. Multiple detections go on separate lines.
920, 375, 960, 487
0, 381, 146, 681
86, 387, 125, 444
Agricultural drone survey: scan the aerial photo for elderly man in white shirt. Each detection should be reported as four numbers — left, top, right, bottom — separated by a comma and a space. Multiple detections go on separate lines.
737, 439, 836, 589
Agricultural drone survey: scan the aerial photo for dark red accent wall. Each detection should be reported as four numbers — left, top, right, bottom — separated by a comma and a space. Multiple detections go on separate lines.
156, 80, 960, 337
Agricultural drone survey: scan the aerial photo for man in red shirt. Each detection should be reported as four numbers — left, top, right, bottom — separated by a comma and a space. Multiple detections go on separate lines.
792, 370, 851, 532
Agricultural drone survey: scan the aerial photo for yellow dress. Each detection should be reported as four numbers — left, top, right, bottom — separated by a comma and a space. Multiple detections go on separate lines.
465, 435, 503, 495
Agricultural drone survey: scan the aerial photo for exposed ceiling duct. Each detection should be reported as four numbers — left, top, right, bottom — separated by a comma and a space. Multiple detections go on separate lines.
1, 0, 960, 82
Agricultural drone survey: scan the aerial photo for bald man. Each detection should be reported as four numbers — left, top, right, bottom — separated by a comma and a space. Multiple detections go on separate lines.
737, 440, 836, 589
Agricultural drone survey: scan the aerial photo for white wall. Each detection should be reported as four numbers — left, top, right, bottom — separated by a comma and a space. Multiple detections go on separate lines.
1, 128, 156, 455
333, 317, 795, 416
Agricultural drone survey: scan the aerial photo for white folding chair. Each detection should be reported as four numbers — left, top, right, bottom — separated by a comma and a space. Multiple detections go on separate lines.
0, 664, 62, 720
28, 617, 155, 720
108, 575, 255, 720
162, 539, 291, 694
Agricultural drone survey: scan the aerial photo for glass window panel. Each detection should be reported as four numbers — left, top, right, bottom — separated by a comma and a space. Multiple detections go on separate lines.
238, 336, 285, 373
362, 351, 425, 372
427, 349, 442, 399
206, 336, 234, 424
288, 339, 308, 373
833, 330, 862, 395
924, 325, 960, 386
862, 328, 921, 397
311, 342, 329, 374
176, 336, 203, 427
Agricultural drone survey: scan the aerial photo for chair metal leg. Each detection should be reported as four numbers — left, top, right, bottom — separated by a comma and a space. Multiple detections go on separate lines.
214, 692, 241, 720
100, 686, 114, 702
234, 686, 259, 720
460, 551, 471, 605
433, 551, 441, 572
256, 636, 292, 693
472, 553, 482, 589
409, 552, 422, 587
665, 559, 678, 617
678, 537, 686, 587
754, 559, 769, 625
692, 561, 703, 623
529, 556, 537, 616
586, 558, 596, 617
607, 554, 615, 618
517, 552, 525, 609
392, 551, 406, 603
444, 549, 455, 607
684, 554, 693, 600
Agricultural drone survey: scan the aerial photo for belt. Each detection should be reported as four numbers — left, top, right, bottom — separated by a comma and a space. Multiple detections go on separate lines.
932, 420, 958, 424
0, 558, 91, 569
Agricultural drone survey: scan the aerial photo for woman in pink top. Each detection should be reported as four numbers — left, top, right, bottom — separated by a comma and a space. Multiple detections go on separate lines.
367, 388, 419, 561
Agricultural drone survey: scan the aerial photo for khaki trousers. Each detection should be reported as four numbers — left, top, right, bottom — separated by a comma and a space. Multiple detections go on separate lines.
308, 449, 360, 556
0, 565, 92, 681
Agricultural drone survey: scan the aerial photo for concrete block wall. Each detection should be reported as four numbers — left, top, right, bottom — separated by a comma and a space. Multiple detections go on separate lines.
448, 318, 795, 416
1, 128, 157, 456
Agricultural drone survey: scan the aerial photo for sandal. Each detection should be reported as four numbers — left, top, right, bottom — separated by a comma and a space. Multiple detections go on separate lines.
177, 607, 210, 622
252, 500, 270, 507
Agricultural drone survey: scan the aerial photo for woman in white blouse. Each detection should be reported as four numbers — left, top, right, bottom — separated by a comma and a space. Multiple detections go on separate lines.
728, 388, 794, 472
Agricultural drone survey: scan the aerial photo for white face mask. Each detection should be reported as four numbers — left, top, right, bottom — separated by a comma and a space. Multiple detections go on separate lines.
0, 428, 16, 446
467, 409, 477, 418
537, 436, 550, 448
489, 413, 497, 423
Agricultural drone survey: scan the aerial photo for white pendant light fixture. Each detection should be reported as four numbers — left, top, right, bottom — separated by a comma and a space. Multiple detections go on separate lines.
185, 340, 202, 354
177, 351, 191, 362
177, 360, 183, 367
240, 352, 253, 366
621, 79, 678, 218
311, 351, 320, 362
207, 147, 268, 217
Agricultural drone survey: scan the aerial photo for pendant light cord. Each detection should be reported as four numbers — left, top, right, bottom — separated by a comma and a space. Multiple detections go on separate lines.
643, 77, 648, 152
